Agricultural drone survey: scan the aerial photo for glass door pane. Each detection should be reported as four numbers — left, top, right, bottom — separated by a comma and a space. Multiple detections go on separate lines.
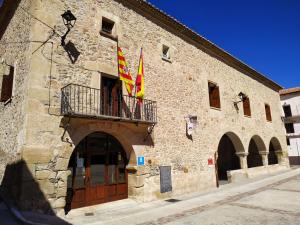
108, 152, 118, 184
90, 155, 106, 186
118, 152, 126, 183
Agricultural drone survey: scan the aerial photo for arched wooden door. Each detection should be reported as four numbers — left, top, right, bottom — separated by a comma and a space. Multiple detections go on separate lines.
66, 132, 128, 210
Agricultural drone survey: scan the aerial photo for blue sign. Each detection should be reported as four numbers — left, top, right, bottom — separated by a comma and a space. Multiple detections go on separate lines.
137, 156, 145, 166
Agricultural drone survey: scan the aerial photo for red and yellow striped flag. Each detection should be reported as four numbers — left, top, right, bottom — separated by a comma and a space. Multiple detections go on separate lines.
136, 48, 144, 104
118, 47, 134, 96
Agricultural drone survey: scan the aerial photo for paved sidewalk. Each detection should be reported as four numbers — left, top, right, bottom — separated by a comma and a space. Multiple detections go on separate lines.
60, 167, 300, 225
2, 168, 299, 225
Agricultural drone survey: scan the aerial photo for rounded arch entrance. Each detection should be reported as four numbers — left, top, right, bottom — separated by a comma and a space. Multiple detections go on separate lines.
247, 135, 265, 168
216, 132, 243, 181
268, 137, 282, 165
65, 132, 129, 212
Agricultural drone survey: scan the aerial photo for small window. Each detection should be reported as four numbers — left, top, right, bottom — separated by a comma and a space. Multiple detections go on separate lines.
283, 105, 292, 117
162, 45, 170, 60
286, 137, 290, 146
285, 123, 295, 134
243, 97, 251, 117
265, 104, 272, 122
0, 65, 14, 102
208, 82, 221, 109
101, 17, 114, 34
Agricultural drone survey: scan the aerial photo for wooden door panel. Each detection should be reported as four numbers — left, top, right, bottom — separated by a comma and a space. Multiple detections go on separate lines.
117, 184, 127, 196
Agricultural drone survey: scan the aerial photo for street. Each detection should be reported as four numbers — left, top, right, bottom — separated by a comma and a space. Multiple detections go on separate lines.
2, 168, 300, 225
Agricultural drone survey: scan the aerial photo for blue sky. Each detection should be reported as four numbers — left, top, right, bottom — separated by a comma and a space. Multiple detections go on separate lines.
0, 1, 298, 88
148, 0, 300, 89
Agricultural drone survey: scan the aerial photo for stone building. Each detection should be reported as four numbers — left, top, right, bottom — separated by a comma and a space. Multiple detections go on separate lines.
0, 0, 289, 215
280, 87, 300, 165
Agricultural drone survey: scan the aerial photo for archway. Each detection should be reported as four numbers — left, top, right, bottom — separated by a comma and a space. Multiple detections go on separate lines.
65, 132, 128, 212
216, 132, 243, 181
247, 135, 264, 168
269, 137, 281, 165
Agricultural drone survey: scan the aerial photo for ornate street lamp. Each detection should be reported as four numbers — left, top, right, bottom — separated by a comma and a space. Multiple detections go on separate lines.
61, 10, 76, 46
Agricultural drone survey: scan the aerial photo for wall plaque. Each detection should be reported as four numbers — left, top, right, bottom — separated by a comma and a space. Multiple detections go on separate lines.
160, 166, 172, 193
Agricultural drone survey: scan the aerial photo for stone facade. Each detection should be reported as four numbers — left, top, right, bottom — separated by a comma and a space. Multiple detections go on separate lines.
0, 0, 32, 185
0, 0, 289, 215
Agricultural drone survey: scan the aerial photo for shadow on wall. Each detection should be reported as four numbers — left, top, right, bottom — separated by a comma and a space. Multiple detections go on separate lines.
0, 160, 70, 224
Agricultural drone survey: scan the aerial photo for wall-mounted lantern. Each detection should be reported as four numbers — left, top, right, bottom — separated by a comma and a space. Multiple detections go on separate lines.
61, 10, 76, 46
234, 92, 248, 109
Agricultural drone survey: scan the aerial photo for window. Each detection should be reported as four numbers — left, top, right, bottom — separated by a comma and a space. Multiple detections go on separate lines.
283, 105, 292, 117
101, 17, 114, 34
208, 82, 221, 109
285, 123, 295, 134
265, 104, 272, 122
0, 65, 14, 102
243, 97, 251, 117
162, 45, 170, 60
286, 137, 290, 146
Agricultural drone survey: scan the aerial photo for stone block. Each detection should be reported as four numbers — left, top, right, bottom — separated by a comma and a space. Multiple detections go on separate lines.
36, 170, 56, 180
128, 174, 145, 188
22, 163, 35, 181
56, 170, 71, 182
56, 187, 67, 198
22, 146, 53, 164
52, 197, 66, 209
38, 179, 55, 195
54, 158, 68, 171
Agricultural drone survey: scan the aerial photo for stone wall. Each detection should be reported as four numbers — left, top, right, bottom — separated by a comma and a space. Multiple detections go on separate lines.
0, 0, 289, 214
0, 0, 32, 184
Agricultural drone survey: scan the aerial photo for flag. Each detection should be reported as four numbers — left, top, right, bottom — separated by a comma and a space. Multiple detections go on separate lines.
136, 48, 144, 104
117, 47, 134, 96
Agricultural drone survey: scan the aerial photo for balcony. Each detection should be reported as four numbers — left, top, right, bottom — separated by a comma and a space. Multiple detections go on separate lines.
282, 115, 300, 124
61, 84, 157, 124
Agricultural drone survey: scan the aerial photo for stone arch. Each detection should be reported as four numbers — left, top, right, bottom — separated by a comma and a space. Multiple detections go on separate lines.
268, 137, 282, 165
64, 130, 134, 212
216, 132, 244, 181
247, 135, 265, 168
66, 121, 138, 166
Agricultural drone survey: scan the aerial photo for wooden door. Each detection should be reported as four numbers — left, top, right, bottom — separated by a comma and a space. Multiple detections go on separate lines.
101, 76, 122, 117
67, 132, 128, 210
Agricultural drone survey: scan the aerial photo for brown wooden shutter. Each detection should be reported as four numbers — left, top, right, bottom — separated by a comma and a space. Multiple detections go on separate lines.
265, 104, 272, 121
243, 98, 251, 117
209, 83, 221, 108
0, 66, 14, 102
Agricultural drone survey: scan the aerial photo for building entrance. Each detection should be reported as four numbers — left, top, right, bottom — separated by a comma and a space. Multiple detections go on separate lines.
65, 132, 128, 211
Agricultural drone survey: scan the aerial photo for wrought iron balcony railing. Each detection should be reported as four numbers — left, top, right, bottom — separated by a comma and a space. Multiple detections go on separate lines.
61, 84, 157, 124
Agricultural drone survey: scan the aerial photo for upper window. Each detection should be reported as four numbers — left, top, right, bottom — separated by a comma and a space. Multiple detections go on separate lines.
0, 65, 14, 102
208, 82, 221, 109
285, 123, 295, 134
243, 97, 251, 117
265, 104, 272, 122
162, 45, 170, 60
283, 105, 292, 117
286, 137, 290, 146
101, 17, 115, 34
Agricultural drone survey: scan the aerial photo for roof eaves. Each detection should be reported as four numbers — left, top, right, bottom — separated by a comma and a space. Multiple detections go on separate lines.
116, 0, 283, 92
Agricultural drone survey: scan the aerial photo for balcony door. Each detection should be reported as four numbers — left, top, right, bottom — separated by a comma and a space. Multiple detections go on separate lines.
101, 76, 122, 117
66, 132, 128, 211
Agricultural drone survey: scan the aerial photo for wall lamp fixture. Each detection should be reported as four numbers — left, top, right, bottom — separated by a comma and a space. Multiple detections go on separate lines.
61, 10, 76, 46
234, 92, 248, 108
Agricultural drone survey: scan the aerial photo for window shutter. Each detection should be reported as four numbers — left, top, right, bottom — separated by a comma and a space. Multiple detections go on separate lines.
243, 98, 251, 117
265, 104, 272, 121
0, 66, 14, 102
209, 84, 220, 108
